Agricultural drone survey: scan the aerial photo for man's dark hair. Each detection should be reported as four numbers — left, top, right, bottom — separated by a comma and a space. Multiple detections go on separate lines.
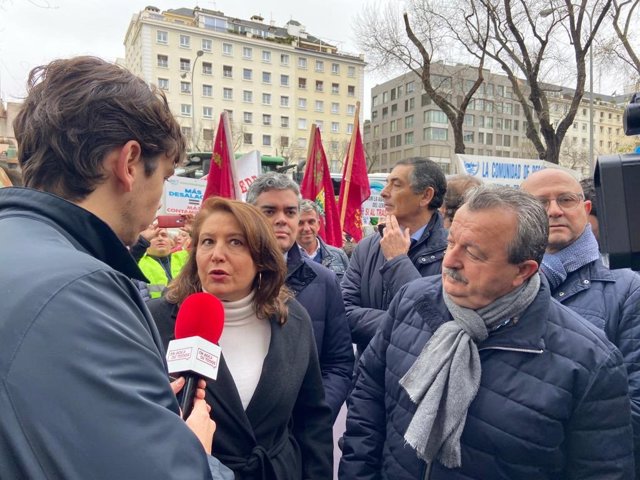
395, 157, 447, 209
13, 56, 185, 202
580, 177, 597, 217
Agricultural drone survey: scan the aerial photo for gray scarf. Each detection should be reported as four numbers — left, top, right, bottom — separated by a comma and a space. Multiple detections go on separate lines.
399, 273, 541, 468
541, 224, 600, 290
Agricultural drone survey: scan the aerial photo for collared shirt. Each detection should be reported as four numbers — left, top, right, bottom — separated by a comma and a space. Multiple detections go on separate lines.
409, 224, 428, 246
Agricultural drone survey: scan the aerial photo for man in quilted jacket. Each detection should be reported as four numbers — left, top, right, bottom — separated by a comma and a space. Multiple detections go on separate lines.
522, 168, 640, 476
339, 185, 633, 479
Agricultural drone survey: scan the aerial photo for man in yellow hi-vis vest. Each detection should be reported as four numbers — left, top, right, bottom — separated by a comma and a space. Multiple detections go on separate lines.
138, 229, 189, 298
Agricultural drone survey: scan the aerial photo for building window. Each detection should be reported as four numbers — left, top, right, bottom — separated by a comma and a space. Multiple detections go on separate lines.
315, 80, 324, 92
202, 84, 213, 97
315, 120, 324, 130
463, 131, 474, 143
201, 39, 212, 51
243, 47, 252, 59
263, 135, 271, 146
332, 83, 339, 94
222, 43, 232, 55
262, 71, 271, 84
424, 127, 448, 141
280, 96, 290, 107
281, 116, 289, 128
157, 55, 168, 68
404, 98, 414, 112
298, 98, 307, 109
298, 78, 307, 89
406, 81, 415, 93
243, 90, 253, 103
347, 104, 355, 115
157, 30, 168, 44
280, 53, 289, 65
223, 88, 233, 100
181, 126, 191, 138
244, 133, 253, 145
315, 100, 324, 112
223, 65, 232, 78
243, 112, 253, 124
331, 122, 339, 133
405, 132, 414, 144
298, 57, 308, 69
181, 104, 192, 117
280, 74, 289, 87
298, 118, 307, 130
202, 62, 212, 75
464, 114, 474, 126
347, 66, 356, 77
315, 60, 324, 72
180, 58, 190, 72
347, 124, 354, 134
224, 109, 233, 120
180, 35, 190, 48
331, 63, 340, 74
203, 106, 213, 118
262, 50, 272, 62
157, 78, 169, 90
180, 81, 191, 94
331, 102, 339, 114
203, 128, 213, 147
263, 114, 272, 126
243, 68, 253, 81
262, 93, 272, 105
405, 115, 414, 128
424, 110, 448, 124
280, 136, 289, 147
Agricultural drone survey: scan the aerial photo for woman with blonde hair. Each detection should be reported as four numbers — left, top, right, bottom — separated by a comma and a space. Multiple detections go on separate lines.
147, 197, 333, 480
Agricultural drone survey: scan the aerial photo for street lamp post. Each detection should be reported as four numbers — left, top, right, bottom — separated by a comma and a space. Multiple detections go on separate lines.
183, 50, 203, 151
541, 6, 594, 171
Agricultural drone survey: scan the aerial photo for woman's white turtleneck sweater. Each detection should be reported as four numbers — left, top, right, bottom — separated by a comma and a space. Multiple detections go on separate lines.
219, 290, 271, 410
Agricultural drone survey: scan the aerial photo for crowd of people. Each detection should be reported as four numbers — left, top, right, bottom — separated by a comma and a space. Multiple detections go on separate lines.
1, 55, 639, 480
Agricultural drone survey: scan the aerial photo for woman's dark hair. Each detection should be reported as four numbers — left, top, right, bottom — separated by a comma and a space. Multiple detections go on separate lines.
166, 197, 291, 324
13, 56, 185, 201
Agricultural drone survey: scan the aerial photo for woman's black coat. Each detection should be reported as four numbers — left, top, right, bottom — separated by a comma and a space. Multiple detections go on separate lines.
147, 296, 334, 480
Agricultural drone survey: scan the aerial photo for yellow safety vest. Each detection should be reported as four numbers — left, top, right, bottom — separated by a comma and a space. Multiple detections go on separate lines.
138, 250, 189, 299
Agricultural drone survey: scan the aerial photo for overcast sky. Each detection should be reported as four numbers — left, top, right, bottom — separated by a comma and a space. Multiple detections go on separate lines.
0, 0, 388, 117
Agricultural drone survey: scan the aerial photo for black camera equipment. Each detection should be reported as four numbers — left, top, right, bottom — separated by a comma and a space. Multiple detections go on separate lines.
594, 94, 640, 270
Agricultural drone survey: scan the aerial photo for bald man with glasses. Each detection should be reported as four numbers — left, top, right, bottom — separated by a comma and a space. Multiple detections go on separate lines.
522, 168, 640, 477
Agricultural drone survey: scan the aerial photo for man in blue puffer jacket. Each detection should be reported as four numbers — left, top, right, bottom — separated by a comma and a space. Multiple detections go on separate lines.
522, 168, 640, 477
340, 185, 634, 479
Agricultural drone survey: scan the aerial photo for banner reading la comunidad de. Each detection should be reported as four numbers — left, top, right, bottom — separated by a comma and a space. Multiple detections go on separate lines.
161, 176, 207, 215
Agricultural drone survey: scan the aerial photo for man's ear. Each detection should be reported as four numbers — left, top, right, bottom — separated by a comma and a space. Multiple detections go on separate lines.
514, 260, 540, 287
113, 140, 142, 193
420, 187, 435, 208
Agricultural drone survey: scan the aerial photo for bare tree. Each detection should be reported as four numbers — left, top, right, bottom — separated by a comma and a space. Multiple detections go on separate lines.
463, 0, 612, 163
354, 1, 490, 154
597, 0, 640, 87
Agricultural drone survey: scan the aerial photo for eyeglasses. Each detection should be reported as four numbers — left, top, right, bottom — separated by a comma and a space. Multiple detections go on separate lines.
535, 193, 584, 211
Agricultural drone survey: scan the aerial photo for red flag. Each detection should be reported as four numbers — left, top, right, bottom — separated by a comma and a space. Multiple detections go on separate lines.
203, 112, 237, 200
300, 125, 342, 247
339, 102, 370, 242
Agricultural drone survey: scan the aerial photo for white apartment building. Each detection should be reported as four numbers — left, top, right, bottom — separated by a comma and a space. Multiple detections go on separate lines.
124, 6, 365, 167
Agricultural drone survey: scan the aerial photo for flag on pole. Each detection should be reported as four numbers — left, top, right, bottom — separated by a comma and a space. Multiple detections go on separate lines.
339, 101, 370, 242
203, 111, 237, 200
300, 124, 342, 247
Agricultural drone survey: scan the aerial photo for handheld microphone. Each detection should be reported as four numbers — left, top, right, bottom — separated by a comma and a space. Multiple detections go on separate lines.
166, 292, 224, 419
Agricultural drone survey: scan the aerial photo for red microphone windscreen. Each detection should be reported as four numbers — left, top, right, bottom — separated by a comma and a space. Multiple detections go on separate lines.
175, 293, 225, 344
